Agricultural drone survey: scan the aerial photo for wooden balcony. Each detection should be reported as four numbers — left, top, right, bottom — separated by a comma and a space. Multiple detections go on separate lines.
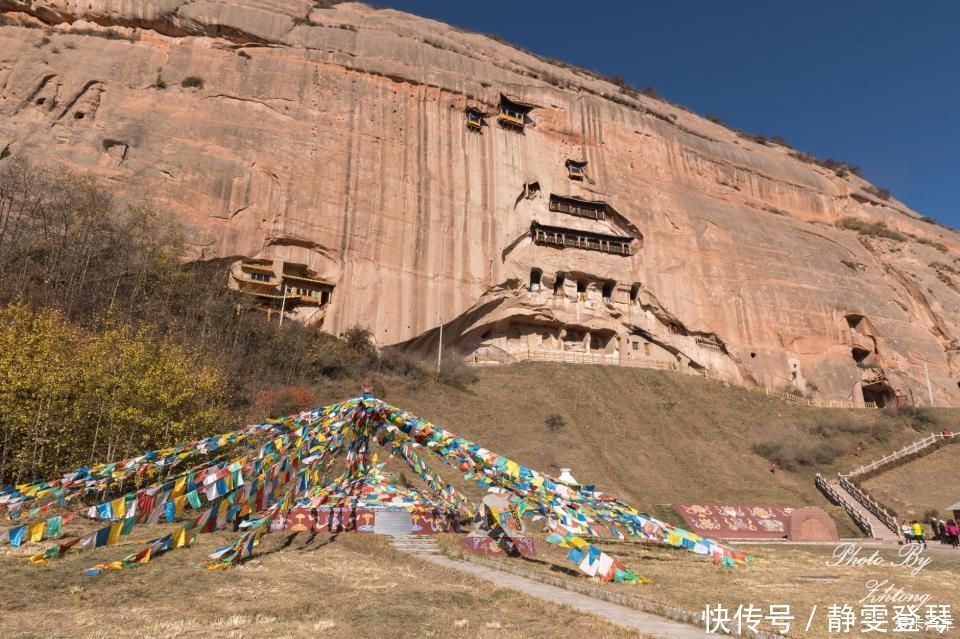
497, 109, 525, 128
531, 222, 635, 256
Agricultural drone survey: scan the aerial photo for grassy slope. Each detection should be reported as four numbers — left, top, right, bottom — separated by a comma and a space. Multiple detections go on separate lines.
861, 442, 960, 520
316, 363, 960, 535
0, 533, 638, 639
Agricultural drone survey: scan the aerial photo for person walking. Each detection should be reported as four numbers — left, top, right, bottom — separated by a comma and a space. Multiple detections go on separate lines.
902, 522, 914, 544
911, 520, 926, 549
946, 519, 959, 549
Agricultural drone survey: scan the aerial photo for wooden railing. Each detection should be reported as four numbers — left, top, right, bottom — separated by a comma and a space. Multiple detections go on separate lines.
695, 369, 876, 409
847, 432, 957, 478
549, 200, 605, 221
816, 473, 874, 537
838, 475, 900, 535
470, 349, 677, 371
471, 350, 877, 409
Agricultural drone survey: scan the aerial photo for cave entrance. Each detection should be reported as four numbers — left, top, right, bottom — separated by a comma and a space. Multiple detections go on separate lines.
576, 279, 588, 302
602, 281, 615, 304
553, 272, 565, 296
862, 382, 896, 409
529, 268, 542, 291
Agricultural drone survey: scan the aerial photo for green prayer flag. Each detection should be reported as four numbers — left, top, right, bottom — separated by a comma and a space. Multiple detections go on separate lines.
46, 516, 63, 538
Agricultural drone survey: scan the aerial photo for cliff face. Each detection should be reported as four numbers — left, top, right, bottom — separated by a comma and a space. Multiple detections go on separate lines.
2, 0, 959, 404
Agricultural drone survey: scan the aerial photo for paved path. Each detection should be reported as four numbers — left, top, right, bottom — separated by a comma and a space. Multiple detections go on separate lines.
421, 554, 712, 639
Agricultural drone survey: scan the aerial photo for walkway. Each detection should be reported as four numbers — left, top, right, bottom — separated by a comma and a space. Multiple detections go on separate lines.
421, 553, 712, 639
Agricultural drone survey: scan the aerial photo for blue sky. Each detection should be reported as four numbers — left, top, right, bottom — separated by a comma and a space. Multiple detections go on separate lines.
380, 1, 959, 227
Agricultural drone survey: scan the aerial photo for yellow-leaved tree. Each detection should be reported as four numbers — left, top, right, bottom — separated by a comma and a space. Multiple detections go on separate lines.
0, 304, 228, 483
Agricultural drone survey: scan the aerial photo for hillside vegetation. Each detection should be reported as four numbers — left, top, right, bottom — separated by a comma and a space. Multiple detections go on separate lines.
1, 163, 956, 529
861, 443, 960, 520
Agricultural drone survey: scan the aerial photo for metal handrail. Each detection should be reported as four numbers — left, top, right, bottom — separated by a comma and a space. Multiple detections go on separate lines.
838, 475, 899, 535
847, 433, 956, 478
816, 473, 874, 537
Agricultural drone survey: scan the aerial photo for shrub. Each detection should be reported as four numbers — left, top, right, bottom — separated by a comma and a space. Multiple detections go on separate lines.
863, 185, 892, 201
887, 406, 938, 432
36, 36, 51, 47
378, 349, 426, 382
836, 217, 907, 241
153, 75, 167, 90
752, 439, 846, 470
436, 355, 478, 390
251, 385, 315, 420
181, 76, 204, 89
67, 27, 134, 41
869, 423, 894, 443
705, 114, 724, 124
770, 136, 792, 148
545, 414, 565, 433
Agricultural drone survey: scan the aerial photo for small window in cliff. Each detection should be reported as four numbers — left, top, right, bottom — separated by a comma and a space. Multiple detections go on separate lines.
498, 95, 533, 131
630, 283, 641, 304
466, 107, 484, 132
852, 346, 871, 363
36, 98, 45, 105
530, 268, 542, 292
576, 279, 588, 301
74, 111, 85, 120
602, 281, 615, 303
565, 159, 587, 181
553, 273, 565, 296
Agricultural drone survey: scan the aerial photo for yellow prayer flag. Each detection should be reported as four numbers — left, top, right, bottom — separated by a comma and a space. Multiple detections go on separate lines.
171, 477, 186, 498
28, 521, 45, 543
111, 497, 126, 519
172, 525, 187, 549
107, 521, 123, 545
174, 495, 186, 517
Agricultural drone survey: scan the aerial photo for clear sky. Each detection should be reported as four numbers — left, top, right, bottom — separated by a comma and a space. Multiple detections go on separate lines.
379, 1, 959, 227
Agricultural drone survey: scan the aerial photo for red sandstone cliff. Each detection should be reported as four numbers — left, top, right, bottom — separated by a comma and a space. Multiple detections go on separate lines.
1, 0, 958, 404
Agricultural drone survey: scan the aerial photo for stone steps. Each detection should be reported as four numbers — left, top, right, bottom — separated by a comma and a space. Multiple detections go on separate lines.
830, 480, 901, 542
388, 535, 440, 555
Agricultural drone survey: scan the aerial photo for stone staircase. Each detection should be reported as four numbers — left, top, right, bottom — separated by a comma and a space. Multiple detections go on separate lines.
816, 432, 958, 542
816, 473, 899, 541
387, 535, 441, 556
830, 477, 901, 542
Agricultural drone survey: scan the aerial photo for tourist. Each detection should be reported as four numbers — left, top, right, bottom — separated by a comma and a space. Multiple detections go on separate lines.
911, 520, 926, 548
855, 442, 863, 457
939, 519, 949, 544
945, 519, 959, 548
902, 522, 914, 544
929, 516, 940, 542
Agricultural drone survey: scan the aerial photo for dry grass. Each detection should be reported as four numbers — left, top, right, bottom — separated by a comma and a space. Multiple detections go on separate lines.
474, 533, 960, 639
862, 443, 960, 519
358, 363, 958, 536
0, 531, 639, 639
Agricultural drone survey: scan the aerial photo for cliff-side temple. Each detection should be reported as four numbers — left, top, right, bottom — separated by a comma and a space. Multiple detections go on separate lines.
3, 1, 959, 406
230, 258, 334, 324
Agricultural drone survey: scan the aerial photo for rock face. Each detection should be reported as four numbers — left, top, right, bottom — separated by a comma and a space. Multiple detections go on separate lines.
2, 0, 959, 404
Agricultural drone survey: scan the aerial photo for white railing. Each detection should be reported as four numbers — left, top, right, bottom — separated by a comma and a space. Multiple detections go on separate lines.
838, 475, 899, 535
847, 433, 957, 478
816, 473, 874, 537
